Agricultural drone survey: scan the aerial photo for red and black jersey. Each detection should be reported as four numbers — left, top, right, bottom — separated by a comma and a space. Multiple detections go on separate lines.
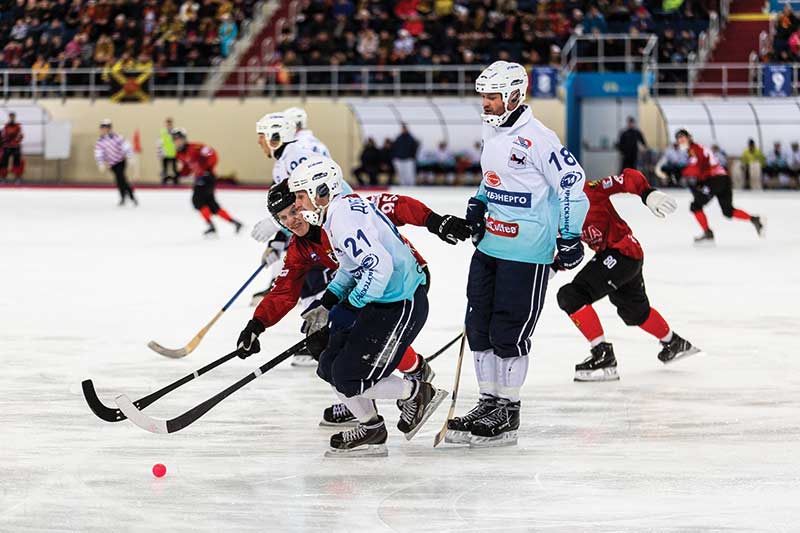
582, 168, 652, 260
253, 193, 431, 328
176, 142, 218, 178
681, 142, 726, 181
1, 122, 23, 148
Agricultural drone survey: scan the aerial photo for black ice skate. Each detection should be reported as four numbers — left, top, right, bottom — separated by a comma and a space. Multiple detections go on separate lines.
396, 381, 448, 440
469, 400, 520, 448
325, 415, 388, 457
658, 333, 701, 364
319, 402, 358, 427
693, 229, 715, 245
445, 396, 498, 444
403, 356, 435, 383
203, 224, 217, 237
574, 342, 620, 382
233, 220, 243, 233
750, 216, 765, 237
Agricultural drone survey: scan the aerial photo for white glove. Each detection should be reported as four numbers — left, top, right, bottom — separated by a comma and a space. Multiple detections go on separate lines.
261, 247, 280, 266
97, 162, 107, 173
645, 190, 677, 218
300, 303, 329, 335
251, 217, 281, 243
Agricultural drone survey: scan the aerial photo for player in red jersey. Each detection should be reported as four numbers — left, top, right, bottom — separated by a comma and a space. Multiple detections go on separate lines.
172, 129, 243, 236
676, 129, 763, 244
556, 168, 701, 381
235, 180, 470, 424
1, 112, 24, 183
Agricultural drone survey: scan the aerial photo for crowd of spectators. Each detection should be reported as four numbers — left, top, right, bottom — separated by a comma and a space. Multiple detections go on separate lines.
0, 0, 257, 94
268, 0, 712, 90
763, 3, 800, 64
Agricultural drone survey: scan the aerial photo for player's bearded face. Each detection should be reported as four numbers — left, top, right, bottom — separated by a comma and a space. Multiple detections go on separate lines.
277, 205, 309, 236
482, 93, 506, 116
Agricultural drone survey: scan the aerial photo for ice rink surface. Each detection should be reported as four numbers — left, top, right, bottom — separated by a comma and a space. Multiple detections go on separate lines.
1, 187, 799, 532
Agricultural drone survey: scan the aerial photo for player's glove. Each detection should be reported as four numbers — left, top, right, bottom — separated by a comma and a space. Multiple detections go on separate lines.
261, 233, 288, 266
642, 189, 678, 218
465, 197, 487, 246
555, 237, 584, 270
329, 302, 359, 334
237, 319, 265, 359
251, 216, 282, 243
426, 212, 471, 245
300, 290, 339, 334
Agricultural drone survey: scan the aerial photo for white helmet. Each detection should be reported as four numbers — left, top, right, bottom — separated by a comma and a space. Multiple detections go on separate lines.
256, 112, 296, 155
475, 61, 529, 127
284, 107, 308, 131
287, 156, 343, 225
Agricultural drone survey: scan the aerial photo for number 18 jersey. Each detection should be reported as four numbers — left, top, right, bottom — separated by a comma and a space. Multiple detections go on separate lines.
475, 106, 589, 264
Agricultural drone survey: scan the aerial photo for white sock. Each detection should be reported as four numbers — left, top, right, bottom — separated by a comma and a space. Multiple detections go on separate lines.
474, 349, 498, 397
660, 331, 674, 343
496, 355, 529, 403
334, 388, 378, 424
590, 335, 606, 347
361, 374, 414, 401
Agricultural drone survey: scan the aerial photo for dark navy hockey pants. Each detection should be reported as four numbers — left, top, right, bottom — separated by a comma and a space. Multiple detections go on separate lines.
318, 285, 429, 397
465, 250, 550, 359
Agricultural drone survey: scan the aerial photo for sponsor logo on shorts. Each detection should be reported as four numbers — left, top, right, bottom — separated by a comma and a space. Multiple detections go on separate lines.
484, 186, 531, 207
486, 216, 519, 237
483, 170, 502, 187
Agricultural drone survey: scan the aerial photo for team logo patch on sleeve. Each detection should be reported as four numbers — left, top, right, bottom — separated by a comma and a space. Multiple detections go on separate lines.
560, 171, 583, 189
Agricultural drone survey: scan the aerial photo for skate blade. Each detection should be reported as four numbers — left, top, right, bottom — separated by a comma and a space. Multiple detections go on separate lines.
661, 347, 703, 365
443, 430, 471, 445
324, 444, 388, 458
403, 388, 448, 441
291, 355, 317, 368
574, 367, 620, 382
693, 240, 715, 247
318, 419, 358, 427
469, 430, 518, 448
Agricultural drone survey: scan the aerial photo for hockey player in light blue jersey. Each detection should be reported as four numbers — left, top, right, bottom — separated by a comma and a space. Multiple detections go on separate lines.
249, 112, 354, 365
287, 156, 447, 457
446, 60, 589, 447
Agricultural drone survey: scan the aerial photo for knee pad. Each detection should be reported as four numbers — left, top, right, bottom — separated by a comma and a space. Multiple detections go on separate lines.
557, 283, 590, 315
690, 201, 704, 213
617, 305, 650, 327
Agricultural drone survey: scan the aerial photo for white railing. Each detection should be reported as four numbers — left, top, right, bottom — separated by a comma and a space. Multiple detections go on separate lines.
648, 62, 800, 97
561, 33, 658, 75
0, 64, 489, 100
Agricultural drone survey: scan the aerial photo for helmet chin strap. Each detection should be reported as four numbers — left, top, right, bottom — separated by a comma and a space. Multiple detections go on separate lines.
299, 194, 328, 226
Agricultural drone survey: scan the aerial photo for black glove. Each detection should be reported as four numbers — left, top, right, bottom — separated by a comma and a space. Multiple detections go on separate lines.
237, 319, 265, 359
555, 237, 584, 270
465, 197, 487, 246
426, 212, 471, 245
329, 302, 360, 334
